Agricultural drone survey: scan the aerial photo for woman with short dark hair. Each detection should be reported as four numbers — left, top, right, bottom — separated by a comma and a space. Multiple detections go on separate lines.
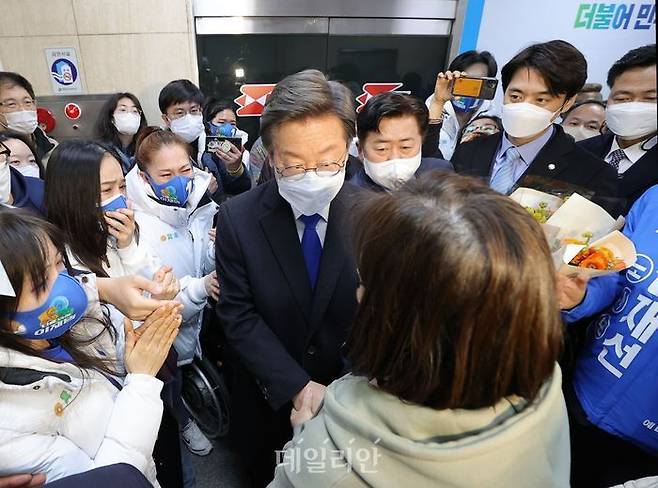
270, 172, 569, 487
95, 93, 148, 174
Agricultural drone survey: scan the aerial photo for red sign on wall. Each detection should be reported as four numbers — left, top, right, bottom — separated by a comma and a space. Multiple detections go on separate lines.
234, 84, 276, 117
355, 83, 405, 112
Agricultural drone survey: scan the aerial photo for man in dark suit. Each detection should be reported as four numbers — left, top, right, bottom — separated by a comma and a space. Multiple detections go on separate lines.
350, 91, 453, 192
579, 44, 657, 215
452, 40, 617, 202
215, 70, 359, 486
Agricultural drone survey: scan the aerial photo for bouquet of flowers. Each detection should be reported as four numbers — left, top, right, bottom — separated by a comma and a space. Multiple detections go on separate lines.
509, 188, 637, 277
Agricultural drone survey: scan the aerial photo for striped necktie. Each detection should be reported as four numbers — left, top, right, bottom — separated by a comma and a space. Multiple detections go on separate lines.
490, 146, 520, 195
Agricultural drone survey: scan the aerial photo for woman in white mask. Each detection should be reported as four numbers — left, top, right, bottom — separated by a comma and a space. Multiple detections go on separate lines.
0, 131, 43, 179
353, 92, 453, 192
560, 100, 606, 142
95, 93, 147, 174
0, 72, 58, 166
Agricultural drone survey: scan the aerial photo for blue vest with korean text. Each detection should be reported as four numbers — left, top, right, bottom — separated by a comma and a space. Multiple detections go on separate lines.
573, 185, 658, 454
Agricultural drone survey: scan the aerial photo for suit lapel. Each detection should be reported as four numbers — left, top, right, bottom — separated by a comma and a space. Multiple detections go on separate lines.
526, 126, 572, 181
309, 187, 351, 331
464, 133, 501, 178
259, 185, 313, 321
619, 146, 658, 197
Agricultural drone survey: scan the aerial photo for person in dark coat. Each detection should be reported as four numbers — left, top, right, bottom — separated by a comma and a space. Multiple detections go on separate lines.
351, 91, 453, 192
578, 44, 657, 215
451, 40, 617, 206
215, 70, 359, 487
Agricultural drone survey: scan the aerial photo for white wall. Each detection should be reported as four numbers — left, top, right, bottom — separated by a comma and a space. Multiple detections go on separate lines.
0, 0, 199, 125
476, 0, 655, 97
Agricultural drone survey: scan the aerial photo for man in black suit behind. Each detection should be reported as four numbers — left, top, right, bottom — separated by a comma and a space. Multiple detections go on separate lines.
578, 44, 657, 215
215, 70, 359, 486
452, 40, 617, 205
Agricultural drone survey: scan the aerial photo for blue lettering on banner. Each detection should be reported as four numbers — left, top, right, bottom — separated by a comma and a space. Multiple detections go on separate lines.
574, 3, 656, 30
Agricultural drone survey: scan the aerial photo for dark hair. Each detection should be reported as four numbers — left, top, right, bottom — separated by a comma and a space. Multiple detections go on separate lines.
607, 44, 656, 88
203, 98, 235, 125
158, 79, 204, 114
349, 172, 562, 409
448, 50, 498, 77
260, 69, 355, 152
0, 130, 44, 178
501, 40, 587, 100
0, 72, 35, 99
562, 100, 607, 121
95, 92, 147, 157
135, 126, 190, 170
356, 92, 429, 143
45, 140, 119, 277
0, 207, 119, 376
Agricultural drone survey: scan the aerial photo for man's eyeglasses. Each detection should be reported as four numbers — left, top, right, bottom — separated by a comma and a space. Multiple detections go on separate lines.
114, 107, 142, 116
275, 153, 347, 181
167, 107, 203, 120
0, 98, 36, 111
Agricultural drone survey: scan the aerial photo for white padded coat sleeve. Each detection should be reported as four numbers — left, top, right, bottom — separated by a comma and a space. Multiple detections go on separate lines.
0, 374, 162, 484
176, 275, 209, 322
116, 237, 163, 280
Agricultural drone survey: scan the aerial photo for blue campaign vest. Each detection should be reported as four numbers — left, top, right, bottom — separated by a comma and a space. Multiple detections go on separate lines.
573, 185, 658, 454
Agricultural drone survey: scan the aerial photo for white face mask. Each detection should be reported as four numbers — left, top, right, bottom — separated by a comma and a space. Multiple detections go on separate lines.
502, 102, 559, 139
235, 128, 249, 145
3, 110, 38, 135
562, 125, 600, 142
113, 112, 141, 136
0, 162, 11, 204
605, 102, 657, 140
170, 114, 204, 143
276, 167, 346, 216
363, 151, 422, 191
14, 163, 40, 178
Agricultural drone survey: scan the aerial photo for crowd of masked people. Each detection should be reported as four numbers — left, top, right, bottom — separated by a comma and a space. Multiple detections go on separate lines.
0, 39, 655, 488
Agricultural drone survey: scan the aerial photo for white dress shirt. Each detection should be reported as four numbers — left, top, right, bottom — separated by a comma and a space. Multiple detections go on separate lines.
292, 205, 330, 246
605, 135, 656, 174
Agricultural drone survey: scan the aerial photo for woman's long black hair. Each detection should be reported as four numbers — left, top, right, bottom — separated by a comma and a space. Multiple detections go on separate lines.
95, 92, 147, 157
0, 207, 119, 376
44, 140, 119, 278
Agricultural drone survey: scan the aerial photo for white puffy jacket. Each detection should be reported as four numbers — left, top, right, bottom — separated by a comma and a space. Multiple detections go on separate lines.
126, 167, 218, 365
0, 275, 163, 485
66, 237, 162, 280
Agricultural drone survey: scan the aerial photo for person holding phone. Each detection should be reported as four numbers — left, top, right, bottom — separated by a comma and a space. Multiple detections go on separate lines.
158, 81, 251, 203
451, 40, 617, 209
425, 50, 500, 160
201, 99, 252, 202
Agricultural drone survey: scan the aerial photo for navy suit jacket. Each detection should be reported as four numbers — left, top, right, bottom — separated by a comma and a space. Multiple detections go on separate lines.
451, 124, 620, 213
579, 132, 658, 214
9, 166, 45, 215
215, 180, 359, 411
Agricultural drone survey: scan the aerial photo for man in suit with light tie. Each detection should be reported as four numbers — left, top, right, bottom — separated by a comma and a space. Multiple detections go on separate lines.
579, 44, 657, 216
215, 70, 359, 486
452, 40, 617, 208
